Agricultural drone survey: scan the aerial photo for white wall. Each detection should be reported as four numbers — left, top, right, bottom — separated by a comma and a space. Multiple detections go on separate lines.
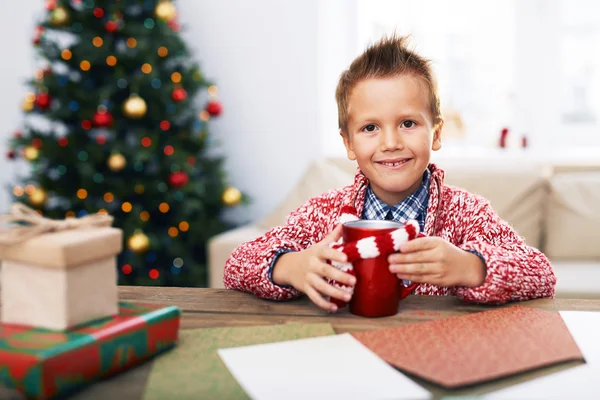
0, 0, 324, 224
0, 0, 38, 213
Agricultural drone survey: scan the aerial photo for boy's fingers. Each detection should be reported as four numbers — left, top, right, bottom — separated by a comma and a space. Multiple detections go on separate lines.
322, 246, 348, 263
322, 263, 356, 287
304, 285, 337, 312
308, 273, 352, 303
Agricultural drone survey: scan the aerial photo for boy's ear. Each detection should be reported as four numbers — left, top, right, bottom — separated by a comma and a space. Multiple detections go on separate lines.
432, 120, 443, 151
340, 130, 357, 161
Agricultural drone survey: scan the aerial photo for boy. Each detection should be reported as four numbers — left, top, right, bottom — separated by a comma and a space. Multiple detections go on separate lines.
223, 35, 556, 312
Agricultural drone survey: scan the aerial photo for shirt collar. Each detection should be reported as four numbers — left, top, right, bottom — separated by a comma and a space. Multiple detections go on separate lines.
362, 169, 430, 229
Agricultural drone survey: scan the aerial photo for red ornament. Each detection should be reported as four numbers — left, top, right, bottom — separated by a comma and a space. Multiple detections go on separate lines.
93, 108, 114, 127
33, 36, 42, 46
521, 135, 528, 148
93, 8, 104, 18
6, 150, 16, 160
206, 101, 222, 116
172, 88, 187, 102
35, 92, 51, 110
499, 127, 509, 149
168, 171, 189, 188
13, 130, 22, 139
58, 137, 68, 147
105, 21, 118, 33
45, 0, 57, 10
168, 21, 180, 32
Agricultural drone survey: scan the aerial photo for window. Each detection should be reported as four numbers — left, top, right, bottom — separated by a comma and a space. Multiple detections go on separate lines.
355, 0, 600, 150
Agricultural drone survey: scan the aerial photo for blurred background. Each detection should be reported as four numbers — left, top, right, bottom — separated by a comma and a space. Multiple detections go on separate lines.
0, 0, 598, 294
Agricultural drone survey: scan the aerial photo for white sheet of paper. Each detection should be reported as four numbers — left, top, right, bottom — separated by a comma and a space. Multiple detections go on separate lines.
217, 332, 430, 400
485, 311, 600, 399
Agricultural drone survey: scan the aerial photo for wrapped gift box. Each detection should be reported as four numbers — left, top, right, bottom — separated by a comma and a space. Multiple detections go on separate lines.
0, 302, 181, 400
0, 205, 122, 330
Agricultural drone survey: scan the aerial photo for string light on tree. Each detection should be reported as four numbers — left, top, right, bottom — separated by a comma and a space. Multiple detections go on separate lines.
29, 188, 47, 206
122, 94, 147, 119
108, 153, 126, 171
222, 186, 242, 206
127, 231, 150, 254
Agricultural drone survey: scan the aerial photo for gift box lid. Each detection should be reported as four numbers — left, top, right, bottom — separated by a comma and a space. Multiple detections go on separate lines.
0, 227, 122, 269
0, 204, 122, 269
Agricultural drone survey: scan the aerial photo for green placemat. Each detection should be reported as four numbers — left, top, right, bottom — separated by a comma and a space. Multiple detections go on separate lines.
142, 323, 336, 400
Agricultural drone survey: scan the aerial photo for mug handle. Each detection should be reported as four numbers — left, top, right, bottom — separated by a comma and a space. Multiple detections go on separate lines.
396, 231, 425, 300
398, 281, 419, 300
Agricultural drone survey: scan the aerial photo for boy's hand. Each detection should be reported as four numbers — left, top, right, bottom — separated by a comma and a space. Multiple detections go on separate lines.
387, 237, 486, 288
272, 224, 356, 312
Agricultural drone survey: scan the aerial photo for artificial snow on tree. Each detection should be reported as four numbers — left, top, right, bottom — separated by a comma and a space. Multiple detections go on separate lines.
6, 0, 247, 287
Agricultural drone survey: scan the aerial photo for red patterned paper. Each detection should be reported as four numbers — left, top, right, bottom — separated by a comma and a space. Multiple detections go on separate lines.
351, 305, 584, 388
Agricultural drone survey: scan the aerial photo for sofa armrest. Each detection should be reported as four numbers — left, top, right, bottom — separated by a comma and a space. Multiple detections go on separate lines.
207, 225, 269, 288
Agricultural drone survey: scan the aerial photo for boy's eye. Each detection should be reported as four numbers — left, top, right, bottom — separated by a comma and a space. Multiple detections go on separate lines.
363, 124, 377, 132
402, 120, 416, 128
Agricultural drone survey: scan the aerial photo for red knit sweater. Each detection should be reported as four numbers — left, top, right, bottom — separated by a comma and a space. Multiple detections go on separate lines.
223, 164, 556, 304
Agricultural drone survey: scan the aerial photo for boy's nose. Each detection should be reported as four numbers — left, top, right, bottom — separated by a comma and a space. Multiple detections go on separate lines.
380, 128, 404, 151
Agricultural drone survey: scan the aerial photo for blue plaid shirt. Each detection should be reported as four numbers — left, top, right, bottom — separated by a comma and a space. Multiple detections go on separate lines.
362, 169, 430, 232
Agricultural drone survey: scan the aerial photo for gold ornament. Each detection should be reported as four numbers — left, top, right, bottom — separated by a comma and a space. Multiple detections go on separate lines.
29, 188, 47, 206
128, 231, 150, 254
50, 6, 70, 26
22, 100, 34, 112
222, 186, 242, 206
155, 1, 177, 21
122, 94, 147, 119
23, 146, 39, 161
108, 153, 126, 171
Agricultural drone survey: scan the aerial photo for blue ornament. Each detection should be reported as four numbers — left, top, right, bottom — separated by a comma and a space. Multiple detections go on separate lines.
77, 210, 88, 217
167, 103, 176, 113
117, 78, 128, 89
68, 101, 79, 111
170, 265, 182, 275
151, 78, 161, 89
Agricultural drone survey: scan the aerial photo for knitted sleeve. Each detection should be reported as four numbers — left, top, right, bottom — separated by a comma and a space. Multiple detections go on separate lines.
223, 189, 342, 300
454, 196, 556, 304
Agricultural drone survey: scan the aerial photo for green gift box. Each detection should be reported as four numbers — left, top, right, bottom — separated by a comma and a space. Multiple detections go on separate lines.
0, 302, 180, 399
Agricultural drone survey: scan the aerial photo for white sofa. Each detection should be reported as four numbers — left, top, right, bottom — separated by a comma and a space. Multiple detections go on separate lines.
208, 156, 600, 298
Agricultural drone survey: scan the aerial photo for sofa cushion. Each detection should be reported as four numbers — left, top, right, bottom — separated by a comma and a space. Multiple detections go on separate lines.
257, 158, 356, 228
545, 168, 600, 260
438, 161, 550, 250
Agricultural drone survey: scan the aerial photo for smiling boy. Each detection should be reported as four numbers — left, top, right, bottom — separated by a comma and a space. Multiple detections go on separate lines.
223, 35, 556, 311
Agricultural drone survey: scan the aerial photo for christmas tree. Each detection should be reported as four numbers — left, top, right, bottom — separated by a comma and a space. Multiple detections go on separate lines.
5, 0, 247, 287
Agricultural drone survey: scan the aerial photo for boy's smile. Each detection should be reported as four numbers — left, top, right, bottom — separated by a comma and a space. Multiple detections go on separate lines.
342, 74, 442, 206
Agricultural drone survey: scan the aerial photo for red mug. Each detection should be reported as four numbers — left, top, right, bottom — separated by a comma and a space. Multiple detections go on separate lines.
342, 220, 419, 318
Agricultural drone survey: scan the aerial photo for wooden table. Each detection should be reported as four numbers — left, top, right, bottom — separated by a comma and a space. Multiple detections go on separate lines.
6, 287, 600, 399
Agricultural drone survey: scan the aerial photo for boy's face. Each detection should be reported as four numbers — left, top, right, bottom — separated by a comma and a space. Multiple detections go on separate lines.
341, 74, 442, 206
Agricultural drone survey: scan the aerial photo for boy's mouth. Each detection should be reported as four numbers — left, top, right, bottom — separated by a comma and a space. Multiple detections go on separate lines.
376, 158, 411, 168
